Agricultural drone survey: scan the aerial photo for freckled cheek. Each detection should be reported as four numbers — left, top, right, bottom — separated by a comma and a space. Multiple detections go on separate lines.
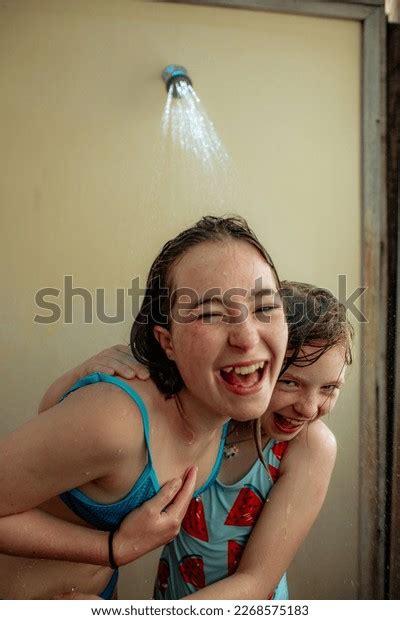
266, 393, 293, 414
262, 316, 288, 356
172, 324, 217, 369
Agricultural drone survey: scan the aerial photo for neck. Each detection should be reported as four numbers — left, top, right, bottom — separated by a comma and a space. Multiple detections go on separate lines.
173, 388, 229, 443
227, 420, 268, 441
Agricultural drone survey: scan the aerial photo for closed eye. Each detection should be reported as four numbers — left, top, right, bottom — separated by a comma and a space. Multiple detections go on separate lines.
255, 302, 283, 315
197, 312, 224, 322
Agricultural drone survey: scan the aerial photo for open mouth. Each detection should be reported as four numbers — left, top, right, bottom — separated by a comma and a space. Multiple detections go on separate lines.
273, 412, 304, 434
219, 361, 267, 392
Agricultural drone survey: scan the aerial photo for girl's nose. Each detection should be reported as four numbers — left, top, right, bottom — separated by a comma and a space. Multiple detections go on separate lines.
293, 394, 321, 420
228, 317, 260, 351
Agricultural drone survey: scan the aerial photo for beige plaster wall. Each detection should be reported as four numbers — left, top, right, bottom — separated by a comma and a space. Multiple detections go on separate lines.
0, 0, 361, 599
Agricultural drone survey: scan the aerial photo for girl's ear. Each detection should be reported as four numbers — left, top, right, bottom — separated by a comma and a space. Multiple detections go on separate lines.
153, 325, 176, 361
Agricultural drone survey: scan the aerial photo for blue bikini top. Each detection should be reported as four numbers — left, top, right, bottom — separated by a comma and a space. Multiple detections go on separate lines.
59, 372, 228, 531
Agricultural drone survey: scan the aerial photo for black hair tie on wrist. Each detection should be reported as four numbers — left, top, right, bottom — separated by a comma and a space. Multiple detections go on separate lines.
108, 530, 118, 570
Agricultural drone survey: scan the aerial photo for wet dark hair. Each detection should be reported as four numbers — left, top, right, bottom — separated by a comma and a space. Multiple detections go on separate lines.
280, 280, 354, 368
130, 215, 281, 397
250, 280, 354, 463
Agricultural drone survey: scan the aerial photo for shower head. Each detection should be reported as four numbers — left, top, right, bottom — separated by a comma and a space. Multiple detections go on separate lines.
161, 64, 193, 98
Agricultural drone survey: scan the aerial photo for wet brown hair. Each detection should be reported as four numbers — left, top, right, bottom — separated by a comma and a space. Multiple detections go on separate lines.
280, 280, 354, 367
130, 215, 282, 396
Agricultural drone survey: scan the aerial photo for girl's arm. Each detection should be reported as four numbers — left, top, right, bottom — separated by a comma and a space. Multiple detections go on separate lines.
184, 420, 337, 600
0, 384, 196, 565
38, 345, 146, 413
0, 508, 109, 564
0, 471, 196, 566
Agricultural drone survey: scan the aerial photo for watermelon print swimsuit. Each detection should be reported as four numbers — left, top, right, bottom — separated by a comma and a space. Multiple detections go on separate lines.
154, 438, 289, 600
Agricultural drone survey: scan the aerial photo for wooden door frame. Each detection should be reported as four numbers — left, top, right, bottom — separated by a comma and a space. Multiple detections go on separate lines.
387, 21, 400, 600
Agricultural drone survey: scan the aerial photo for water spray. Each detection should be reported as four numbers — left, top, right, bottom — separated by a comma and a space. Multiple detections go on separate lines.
161, 65, 193, 98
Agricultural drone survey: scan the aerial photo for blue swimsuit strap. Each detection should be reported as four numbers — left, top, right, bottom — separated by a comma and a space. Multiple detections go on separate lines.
193, 420, 230, 497
61, 373, 228, 496
99, 569, 119, 600
60, 372, 155, 467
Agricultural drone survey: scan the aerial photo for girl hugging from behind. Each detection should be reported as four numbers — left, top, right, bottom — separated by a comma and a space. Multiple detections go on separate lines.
154, 281, 352, 599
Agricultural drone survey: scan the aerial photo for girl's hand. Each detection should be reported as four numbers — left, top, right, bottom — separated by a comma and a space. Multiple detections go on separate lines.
77, 345, 150, 381
114, 466, 198, 567
38, 346, 149, 414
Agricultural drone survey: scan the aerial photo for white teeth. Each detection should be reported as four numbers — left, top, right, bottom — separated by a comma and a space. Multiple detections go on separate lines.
221, 361, 265, 375
236, 361, 265, 375
277, 414, 302, 427
234, 364, 258, 375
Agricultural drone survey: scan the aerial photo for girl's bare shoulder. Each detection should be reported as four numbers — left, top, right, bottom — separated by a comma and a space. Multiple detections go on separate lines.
282, 420, 337, 472
55, 378, 159, 455
296, 419, 336, 448
61, 375, 162, 414
122, 376, 173, 412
